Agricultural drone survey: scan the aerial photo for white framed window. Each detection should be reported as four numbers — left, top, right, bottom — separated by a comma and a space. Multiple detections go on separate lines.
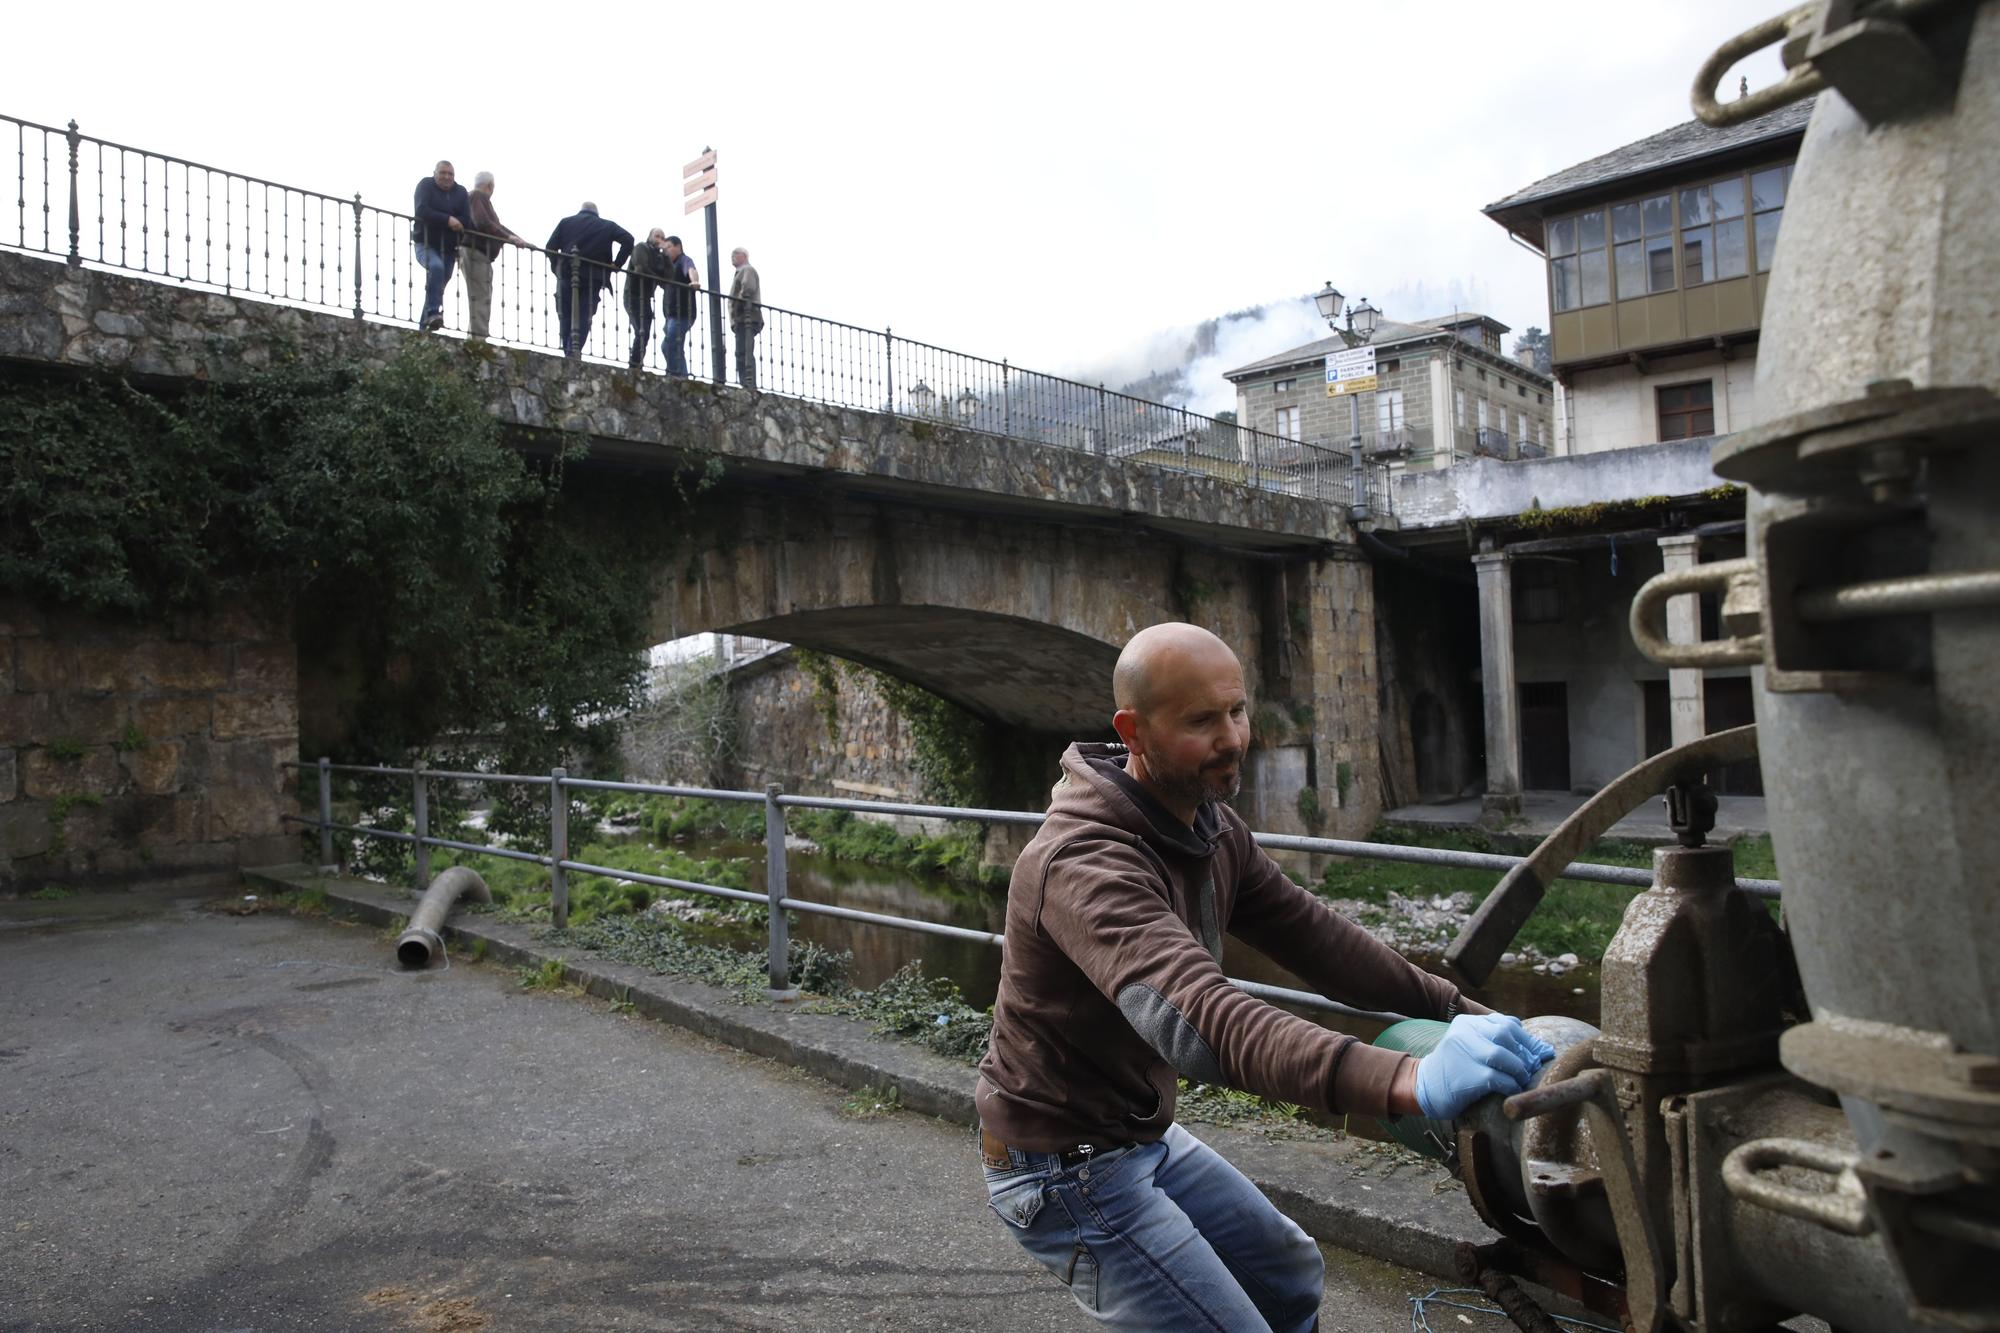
1376, 391, 1405, 435
1273, 378, 1296, 393
1477, 399, 1490, 430
1455, 388, 1465, 426
1275, 406, 1301, 441
1515, 411, 1528, 442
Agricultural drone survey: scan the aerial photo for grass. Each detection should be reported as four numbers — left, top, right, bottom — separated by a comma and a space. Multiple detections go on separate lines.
428, 837, 760, 930
1318, 822, 1780, 962
840, 1084, 903, 1118
516, 958, 570, 992
289, 886, 328, 915
28, 885, 74, 901
638, 796, 1006, 889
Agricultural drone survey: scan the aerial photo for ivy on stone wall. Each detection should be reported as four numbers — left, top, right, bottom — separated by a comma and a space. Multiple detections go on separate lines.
861, 667, 992, 810
0, 343, 687, 795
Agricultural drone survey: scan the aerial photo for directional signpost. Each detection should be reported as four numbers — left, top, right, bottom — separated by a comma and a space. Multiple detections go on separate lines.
1325, 345, 1377, 396
683, 149, 725, 383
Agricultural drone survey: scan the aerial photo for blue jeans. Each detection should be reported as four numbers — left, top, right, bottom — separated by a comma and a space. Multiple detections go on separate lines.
412, 241, 454, 325
982, 1122, 1323, 1331
662, 314, 695, 377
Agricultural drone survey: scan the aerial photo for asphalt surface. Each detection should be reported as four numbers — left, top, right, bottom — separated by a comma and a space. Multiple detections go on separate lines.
0, 895, 1449, 1332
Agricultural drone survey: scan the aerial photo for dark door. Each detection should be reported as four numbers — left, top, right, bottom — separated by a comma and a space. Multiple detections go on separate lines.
1519, 681, 1571, 791
1642, 679, 1671, 757
1412, 691, 1452, 799
1705, 676, 1763, 795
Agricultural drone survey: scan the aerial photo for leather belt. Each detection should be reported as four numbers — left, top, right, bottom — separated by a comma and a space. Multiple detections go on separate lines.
980, 1124, 1110, 1169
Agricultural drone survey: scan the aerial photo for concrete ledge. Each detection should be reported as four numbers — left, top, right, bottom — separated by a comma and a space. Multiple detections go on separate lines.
243, 863, 1497, 1280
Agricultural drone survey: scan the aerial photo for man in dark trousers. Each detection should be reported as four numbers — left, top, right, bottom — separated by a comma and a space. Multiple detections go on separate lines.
545, 201, 634, 361
976, 622, 1553, 1331
624, 228, 670, 371
411, 160, 474, 332
659, 234, 701, 378
728, 246, 762, 390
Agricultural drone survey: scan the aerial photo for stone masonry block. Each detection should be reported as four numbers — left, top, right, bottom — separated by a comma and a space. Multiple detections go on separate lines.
22, 746, 121, 800
0, 598, 46, 636
0, 748, 15, 802
212, 692, 299, 742
0, 693, 54, 746
1, 801, 56, 860
130, 696, 214, 742
205, 784, 281, 842
119, 740, 183, 796
230, 641, 296, 692
15, 636, 69, 692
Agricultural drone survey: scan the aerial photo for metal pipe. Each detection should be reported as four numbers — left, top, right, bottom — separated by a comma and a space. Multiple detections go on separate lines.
764, 783, 792, 993
1794, 568, 2000, 623
775, 793, 1048, 825
395, 865, 492, 969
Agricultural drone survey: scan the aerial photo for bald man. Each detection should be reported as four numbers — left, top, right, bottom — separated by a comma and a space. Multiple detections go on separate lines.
976, 623, 1551, 1331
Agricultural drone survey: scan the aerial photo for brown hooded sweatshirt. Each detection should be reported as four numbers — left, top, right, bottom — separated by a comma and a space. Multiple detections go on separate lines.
975, 742, 1467, 1152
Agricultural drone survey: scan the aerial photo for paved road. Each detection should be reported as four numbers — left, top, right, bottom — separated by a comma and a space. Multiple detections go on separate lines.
0, 895, 1446, 1332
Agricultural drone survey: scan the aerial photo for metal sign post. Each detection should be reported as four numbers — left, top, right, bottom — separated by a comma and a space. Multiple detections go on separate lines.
683, 149, 726, 385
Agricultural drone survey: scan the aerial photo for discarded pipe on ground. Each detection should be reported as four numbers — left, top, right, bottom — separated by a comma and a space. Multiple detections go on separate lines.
395, 865, 491, 969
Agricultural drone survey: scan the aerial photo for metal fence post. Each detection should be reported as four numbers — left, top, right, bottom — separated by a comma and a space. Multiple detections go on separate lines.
64, 121, 81, 267
1003, 360, 1012, 436
350, 194, 363, 318
412, 759, 430, 892
316, 756, 334, 869
764, 783, 796, 997
884, 327, 894, 408
566, 250, 581, 358
1097, 383, 1108, 457
550, 768, 570, 928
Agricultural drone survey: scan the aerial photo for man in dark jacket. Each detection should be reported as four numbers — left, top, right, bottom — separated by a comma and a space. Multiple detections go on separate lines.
411, 160, 474, 332
659, 235, 701, 378
976, 622, 1553, 1331
624, 228, 671, 371
544, 202, 634, 360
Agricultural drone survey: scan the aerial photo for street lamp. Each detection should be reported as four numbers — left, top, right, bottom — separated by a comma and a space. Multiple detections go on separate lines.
909, 380, 935, 416
955, 388, 980, 421
1317, 281, 1379, 347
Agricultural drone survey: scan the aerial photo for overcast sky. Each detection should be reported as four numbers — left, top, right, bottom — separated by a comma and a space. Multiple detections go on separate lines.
11, 1, 1779, 403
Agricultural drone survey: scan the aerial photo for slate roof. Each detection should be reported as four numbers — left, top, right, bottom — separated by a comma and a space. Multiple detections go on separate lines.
1483, 100, 1812, 244
1224, 314, 1543, 383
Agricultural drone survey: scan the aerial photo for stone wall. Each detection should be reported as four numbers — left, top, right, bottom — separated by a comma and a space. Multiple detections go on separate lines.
1391, 438, 1723, 530
1, 598, 297, 894
723, 651, 927, 801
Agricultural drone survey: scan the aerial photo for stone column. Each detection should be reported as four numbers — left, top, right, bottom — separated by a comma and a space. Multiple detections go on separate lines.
1657, 535, 1705, 748
1472, 548, 1521, 816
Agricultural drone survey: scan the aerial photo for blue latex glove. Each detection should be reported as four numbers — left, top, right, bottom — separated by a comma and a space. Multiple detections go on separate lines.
1414, 1014, 1557, 1121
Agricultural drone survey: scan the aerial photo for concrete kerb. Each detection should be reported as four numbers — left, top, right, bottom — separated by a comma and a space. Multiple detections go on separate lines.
241, 863, 1498, 1281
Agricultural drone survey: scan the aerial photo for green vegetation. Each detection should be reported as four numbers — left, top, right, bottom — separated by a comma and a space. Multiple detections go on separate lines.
1511, 494, 1671, 532
1319, 822, 1779, 961
46, 738, 87, 761
47, 793, 104, 852
639, 795, 1003, 889
114, 723, 148, 753
428, 837, 760, 930
517, 959, 570, 992
1295, 787, 1324, 833
28, 886, 74, 901
792, 648, 847, 741
2, 345, 710, 829
840, 1084, 904, 1118
289, 886, 328, 915
1177, 1081, 1307, 1130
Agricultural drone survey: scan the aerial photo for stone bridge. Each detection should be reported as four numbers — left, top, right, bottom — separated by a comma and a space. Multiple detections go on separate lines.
1, 250, 1389, 856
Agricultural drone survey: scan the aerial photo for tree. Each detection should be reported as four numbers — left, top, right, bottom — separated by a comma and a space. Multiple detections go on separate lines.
1513, 327, 1552, 376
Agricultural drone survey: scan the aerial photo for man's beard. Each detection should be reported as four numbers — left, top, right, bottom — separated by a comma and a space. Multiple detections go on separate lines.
1148, 752, 1243, 808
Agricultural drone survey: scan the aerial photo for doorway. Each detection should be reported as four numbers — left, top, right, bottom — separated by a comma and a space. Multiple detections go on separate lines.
1519, 681, 1571, 791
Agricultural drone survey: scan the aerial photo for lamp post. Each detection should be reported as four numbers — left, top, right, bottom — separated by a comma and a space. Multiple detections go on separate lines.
955, 387, 980, 422
909, 380, 935, 417
1317, 281, 1381, 485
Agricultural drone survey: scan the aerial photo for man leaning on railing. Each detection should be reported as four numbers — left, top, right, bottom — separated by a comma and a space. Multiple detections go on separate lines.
463, 171, 530, 341
411, 160, 474, 332
545, 202, 634, 361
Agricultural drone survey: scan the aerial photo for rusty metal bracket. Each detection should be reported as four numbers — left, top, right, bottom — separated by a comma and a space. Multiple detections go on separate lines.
1444, 726, 1758, 985
1722, 1136, 1876, 1235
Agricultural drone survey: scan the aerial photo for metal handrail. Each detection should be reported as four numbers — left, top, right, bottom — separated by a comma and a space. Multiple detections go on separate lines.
284, 758, 1781, 1024
4, 111, 1360, 507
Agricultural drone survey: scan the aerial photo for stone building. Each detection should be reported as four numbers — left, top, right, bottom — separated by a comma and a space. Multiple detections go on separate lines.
1360, 103, 1809, 817
1224, 314, 1557, 473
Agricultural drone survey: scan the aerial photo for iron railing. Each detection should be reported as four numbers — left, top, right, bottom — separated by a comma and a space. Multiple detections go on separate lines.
5, 114, 1362, 508
284, 760, 1781, 1024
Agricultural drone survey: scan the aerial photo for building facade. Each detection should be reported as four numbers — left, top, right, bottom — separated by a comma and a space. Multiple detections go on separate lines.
1224, 315, 1557, 473
1359, 104, 1809, 818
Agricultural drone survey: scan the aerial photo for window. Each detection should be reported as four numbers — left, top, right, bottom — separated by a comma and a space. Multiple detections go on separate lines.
1657, 381, 1715, 440
1275, 406, 1301, 441
1517, 564, 1565, 623
1273, 378, 1295, 393
1376, 390, 1406, 435
1477, 368, 1487, 381
1515, 411, 1528, 443
1679, 176, 1747, 284
1751, 163, 1791, 273
1380, 358, 1402, 375
1476, 399, 1490, 429
1517, 384, 1527, 397
1548, 209, 1609, 311
1456, 388, 1466, 426
1613, 194, 1675, 297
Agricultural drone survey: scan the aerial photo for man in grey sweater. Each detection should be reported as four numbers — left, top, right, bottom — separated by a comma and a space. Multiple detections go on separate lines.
976, 622, 1551, 1331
